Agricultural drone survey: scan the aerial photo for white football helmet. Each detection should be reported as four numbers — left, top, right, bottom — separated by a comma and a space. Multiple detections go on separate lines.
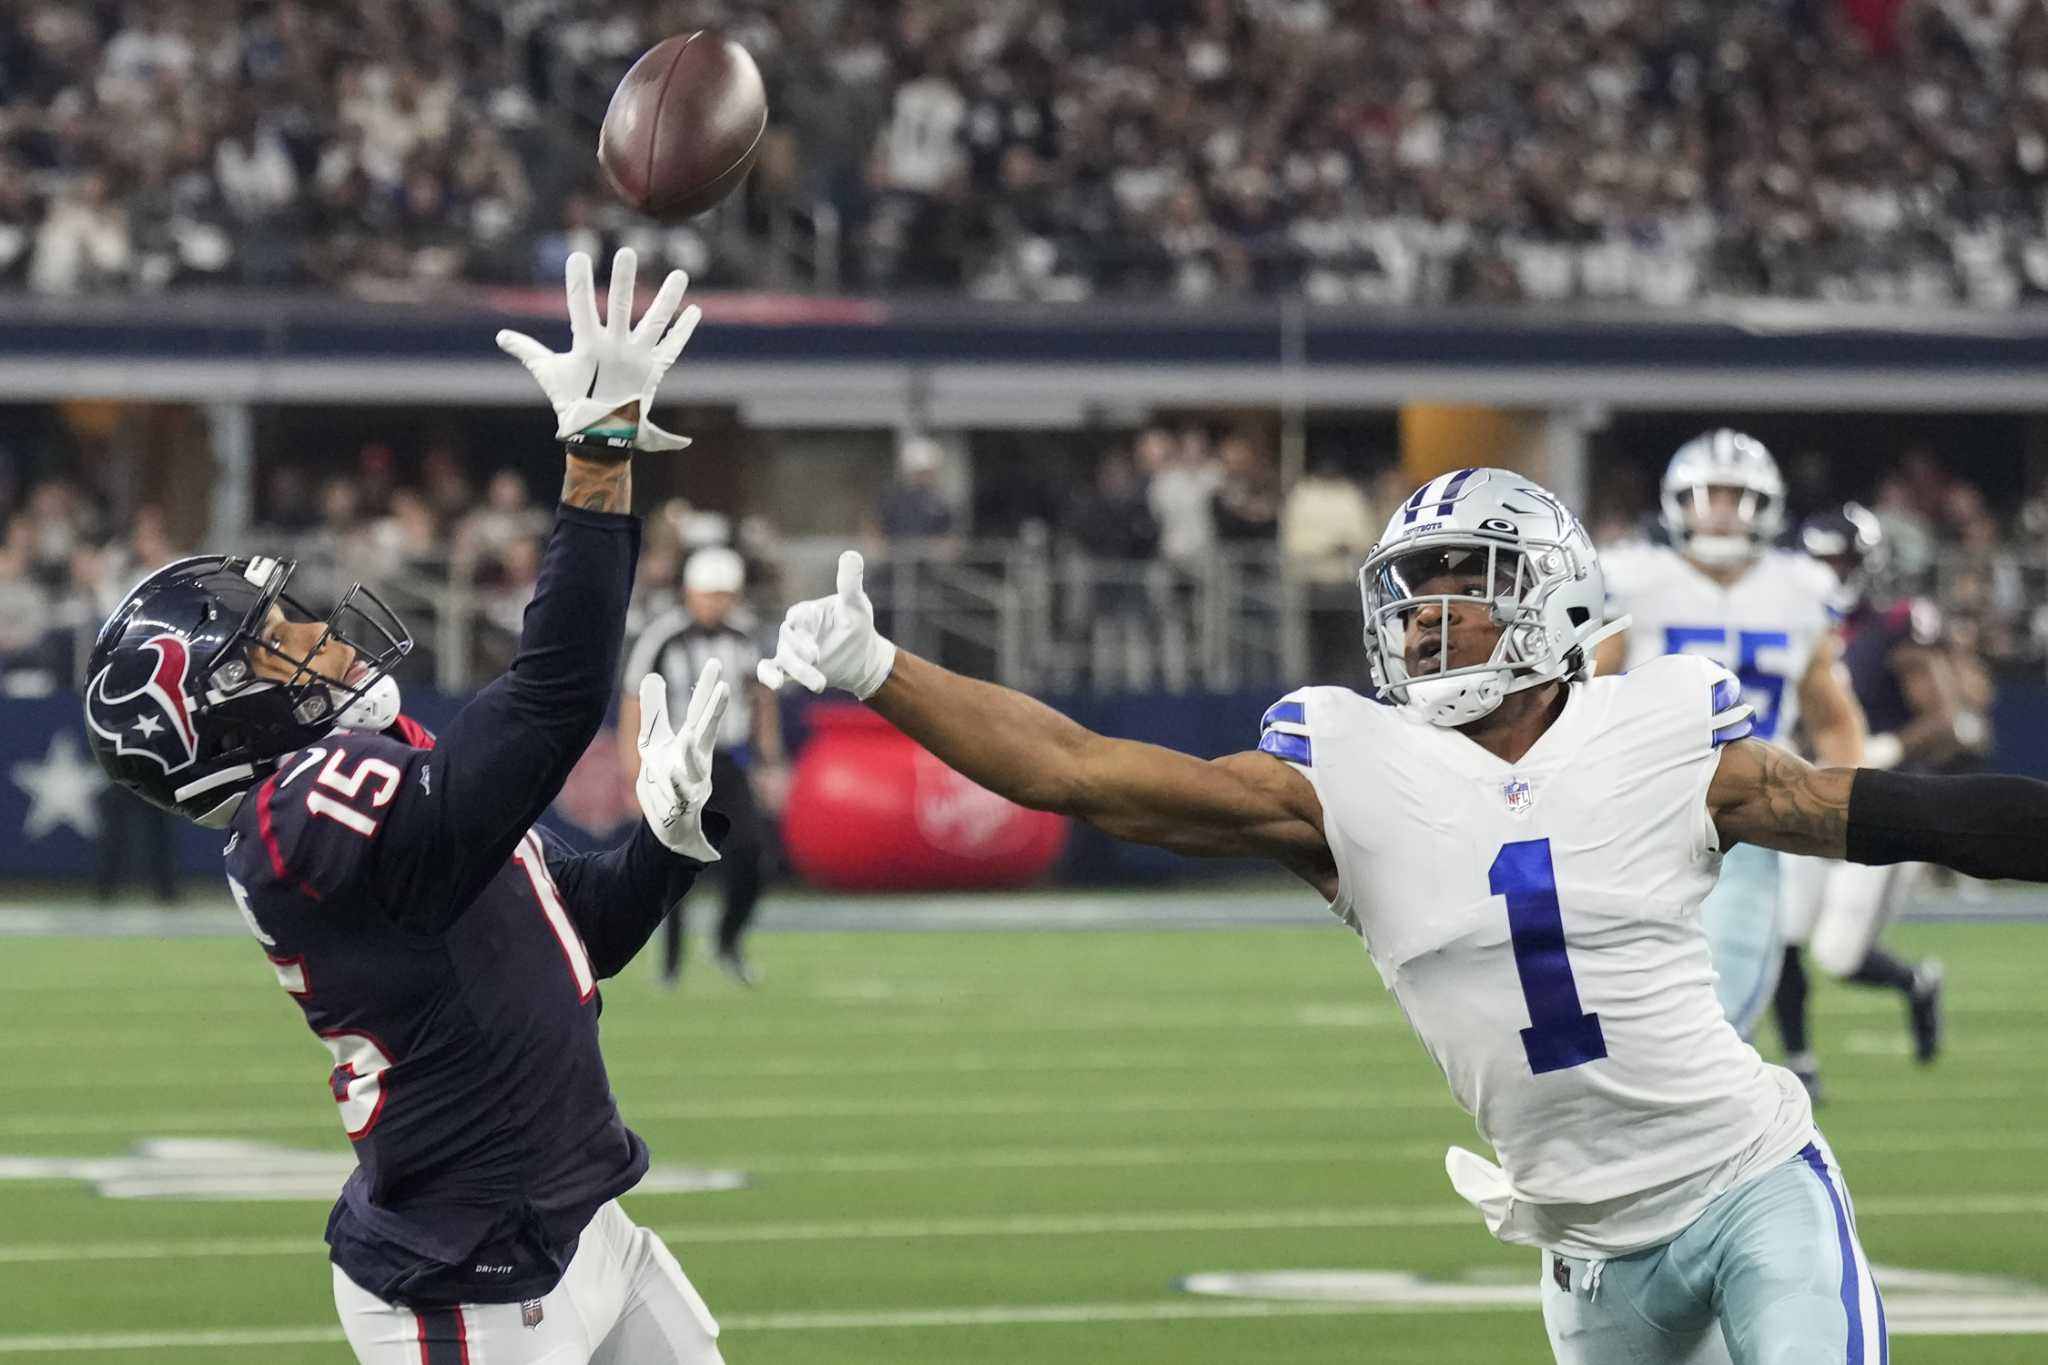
1660, 429, 1784, 567
1360, 468, 1624, 728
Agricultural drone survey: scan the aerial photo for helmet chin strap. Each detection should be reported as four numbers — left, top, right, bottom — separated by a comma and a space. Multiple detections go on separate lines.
333, 673, 401, 732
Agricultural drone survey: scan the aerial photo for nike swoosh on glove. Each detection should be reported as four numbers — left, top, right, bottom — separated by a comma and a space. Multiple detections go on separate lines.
757, 550, 898, 700
495, 247, 702, 452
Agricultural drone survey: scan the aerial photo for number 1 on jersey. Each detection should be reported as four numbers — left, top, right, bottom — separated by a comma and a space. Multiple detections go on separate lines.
1490, 838, 1607, 1075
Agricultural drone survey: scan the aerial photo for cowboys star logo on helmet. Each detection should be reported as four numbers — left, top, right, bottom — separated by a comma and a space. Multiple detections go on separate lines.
84, 633, 202, 773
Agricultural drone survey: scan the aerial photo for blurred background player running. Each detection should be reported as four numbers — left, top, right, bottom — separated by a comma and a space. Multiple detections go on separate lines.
1594, 431, 1866, 1053
1773, 504, 1954, 1101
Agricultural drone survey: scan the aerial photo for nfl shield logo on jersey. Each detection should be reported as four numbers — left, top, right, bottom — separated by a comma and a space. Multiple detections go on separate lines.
1502, 776, 1535, 816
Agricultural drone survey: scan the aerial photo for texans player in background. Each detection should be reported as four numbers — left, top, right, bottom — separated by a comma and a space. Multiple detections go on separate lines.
1772, 505, 1953, 1101
83, 251, 735, 1364
1593, 431, 1866, 1047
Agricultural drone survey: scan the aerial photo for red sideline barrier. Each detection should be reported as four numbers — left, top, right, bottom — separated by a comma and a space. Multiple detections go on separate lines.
782, 704, 1068, 891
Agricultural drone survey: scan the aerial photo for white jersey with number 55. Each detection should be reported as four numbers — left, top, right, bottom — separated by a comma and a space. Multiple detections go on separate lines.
1602, 543, 1838, 743
1261, 653, 1812, 1257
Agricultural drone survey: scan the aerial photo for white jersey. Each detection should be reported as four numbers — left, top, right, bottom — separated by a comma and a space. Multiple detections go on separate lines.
1601, 544, 1838, 746
1263, 655, 1812, 1257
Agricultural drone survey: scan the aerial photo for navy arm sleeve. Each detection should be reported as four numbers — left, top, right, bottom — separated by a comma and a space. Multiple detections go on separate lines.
539, 814, 729, 979
372, 505, 640, 932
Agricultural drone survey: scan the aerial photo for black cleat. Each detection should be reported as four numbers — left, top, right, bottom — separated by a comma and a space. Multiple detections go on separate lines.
1908, 960, 1945, 1064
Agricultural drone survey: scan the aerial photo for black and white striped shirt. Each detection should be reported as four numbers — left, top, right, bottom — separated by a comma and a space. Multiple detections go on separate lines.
622, 608, 763, 756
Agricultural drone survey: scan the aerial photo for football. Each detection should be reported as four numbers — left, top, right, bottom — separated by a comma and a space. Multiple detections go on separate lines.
597, 31, 767, 221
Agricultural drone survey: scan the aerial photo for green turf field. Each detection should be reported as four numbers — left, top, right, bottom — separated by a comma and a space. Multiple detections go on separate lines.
1, 915, 2043, 1362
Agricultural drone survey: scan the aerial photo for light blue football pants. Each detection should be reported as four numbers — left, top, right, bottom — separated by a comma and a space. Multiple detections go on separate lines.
1541, 1137, 1886, 1365
1701, 842, 1783, 1040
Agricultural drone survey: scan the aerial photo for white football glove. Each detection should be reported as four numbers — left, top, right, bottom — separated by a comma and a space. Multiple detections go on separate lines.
634, 660, 728, 862
495, 247, 702, 452
757, 550, 898, 700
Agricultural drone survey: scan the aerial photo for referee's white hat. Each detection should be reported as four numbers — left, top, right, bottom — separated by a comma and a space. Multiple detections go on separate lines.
684, 546, 746, 594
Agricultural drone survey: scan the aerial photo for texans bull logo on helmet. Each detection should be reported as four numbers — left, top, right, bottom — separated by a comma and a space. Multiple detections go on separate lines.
84, 632, 203, 773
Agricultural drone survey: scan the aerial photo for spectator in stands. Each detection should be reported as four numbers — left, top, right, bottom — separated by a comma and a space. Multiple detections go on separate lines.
873, 435, 956, 543
29, 170, 128, 294
213, 96, 299, 227
1139, 425, 1221, 572
1280, 455, 1378, 583
456, 466, 546, 576
0, 518, 54, 695
365, 487, 442, 581
13, 0, 2048, 306
1066, 448, 1162, 689
1135, 424, 1221, 691
1211, 430, 1281, 543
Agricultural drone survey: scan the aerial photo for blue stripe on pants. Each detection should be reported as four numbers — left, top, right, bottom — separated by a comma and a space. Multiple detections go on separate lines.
1799, 1142, 1869, 1362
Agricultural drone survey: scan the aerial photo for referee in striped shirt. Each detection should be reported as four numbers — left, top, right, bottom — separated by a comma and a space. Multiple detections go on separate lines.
619, 546, 786, 986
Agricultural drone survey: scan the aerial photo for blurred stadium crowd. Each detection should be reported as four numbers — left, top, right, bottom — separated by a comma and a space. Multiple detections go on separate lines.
4, 419, 2044, 698
7, 0, 2048, 304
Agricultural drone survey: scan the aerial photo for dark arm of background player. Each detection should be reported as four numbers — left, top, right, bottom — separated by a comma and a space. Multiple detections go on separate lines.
379, 451, 640, 930
1707, 736, 2048, 881
1890, 643, 1974, 766
543, 813, 728, 978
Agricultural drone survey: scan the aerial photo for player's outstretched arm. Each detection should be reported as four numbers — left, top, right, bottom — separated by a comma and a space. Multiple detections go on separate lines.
761, 552, 1337, 893
1708, 737, 2048, 881
379, 249, 703, 928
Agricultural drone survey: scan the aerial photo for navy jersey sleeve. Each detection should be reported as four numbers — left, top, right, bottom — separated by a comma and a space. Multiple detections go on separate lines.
535, 814, 728, 979
369, 505, 641, 933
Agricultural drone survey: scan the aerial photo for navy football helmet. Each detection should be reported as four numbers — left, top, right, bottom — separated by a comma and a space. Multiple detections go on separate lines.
83, 555, 411, 825
1798, 502, 1887, 612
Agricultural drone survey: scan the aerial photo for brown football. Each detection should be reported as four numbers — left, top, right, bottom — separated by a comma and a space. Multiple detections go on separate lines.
597, 31, 767, 221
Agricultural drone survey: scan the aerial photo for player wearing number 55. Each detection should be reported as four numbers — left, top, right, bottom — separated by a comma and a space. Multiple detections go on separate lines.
82, 251, 735, 1364
764, 466, 2048, 1365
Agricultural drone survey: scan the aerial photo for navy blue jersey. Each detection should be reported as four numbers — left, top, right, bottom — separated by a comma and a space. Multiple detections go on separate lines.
1840, 599, 1940, 745
222, 506, 717, 1308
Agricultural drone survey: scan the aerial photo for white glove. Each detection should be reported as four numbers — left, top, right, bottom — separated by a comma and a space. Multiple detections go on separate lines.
495, 248, 702, 452
635, 660, 728, 862
757, 550, 898, 700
